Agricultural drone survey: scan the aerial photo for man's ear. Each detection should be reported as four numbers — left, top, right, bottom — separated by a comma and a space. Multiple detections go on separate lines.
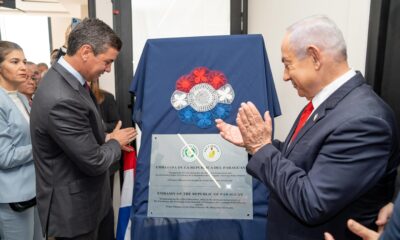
307, 45, 321, 70
79, 44, 92, 62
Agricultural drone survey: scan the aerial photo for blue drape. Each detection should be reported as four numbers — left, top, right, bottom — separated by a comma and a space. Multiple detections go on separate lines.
130, 34, 281, 240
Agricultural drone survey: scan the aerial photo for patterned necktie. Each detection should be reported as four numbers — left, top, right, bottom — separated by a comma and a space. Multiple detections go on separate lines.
291, 101, 314, 141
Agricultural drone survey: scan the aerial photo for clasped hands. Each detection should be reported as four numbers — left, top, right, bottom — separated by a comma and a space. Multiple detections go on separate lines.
106, 121, 137, 152
216, 101, 272, 155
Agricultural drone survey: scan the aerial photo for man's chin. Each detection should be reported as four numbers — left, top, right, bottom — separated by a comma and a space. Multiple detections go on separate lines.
297, 91, 305, 98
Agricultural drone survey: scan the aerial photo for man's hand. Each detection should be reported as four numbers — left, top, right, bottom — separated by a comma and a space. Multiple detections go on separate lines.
236, 102, 272, 154
106, 121, 137, 151
376, 202, 394, 233
324, 219, 380, 240
324, 232, 335, 240
215, 119, 244, 147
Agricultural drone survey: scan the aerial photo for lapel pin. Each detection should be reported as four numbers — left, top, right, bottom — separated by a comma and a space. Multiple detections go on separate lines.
313, 113, 318, 122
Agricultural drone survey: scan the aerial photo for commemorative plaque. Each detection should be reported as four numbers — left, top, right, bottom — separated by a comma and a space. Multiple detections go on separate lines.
147, 134, 252, 219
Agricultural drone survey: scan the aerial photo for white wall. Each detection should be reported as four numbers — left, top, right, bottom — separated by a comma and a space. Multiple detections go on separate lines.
51, 17, 72, 51
95, 0, 116, 96
248, 0, 371, 140
0, 15, 51, 65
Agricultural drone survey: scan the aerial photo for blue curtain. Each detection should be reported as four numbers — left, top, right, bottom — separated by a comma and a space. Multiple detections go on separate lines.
130, 34, 281, 240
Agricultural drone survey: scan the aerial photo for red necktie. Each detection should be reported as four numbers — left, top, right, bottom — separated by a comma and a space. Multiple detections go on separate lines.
291, 101, 314, 141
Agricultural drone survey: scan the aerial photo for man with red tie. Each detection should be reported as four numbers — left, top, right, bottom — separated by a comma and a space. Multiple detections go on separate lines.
216, 15, 399, 240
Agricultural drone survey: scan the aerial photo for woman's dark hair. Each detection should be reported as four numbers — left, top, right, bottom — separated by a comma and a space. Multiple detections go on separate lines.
0, 41, 23, 63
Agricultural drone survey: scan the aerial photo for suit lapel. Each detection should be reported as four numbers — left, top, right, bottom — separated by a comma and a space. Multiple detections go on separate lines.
284, 72, 366, 156
282, 107, 303, 152
53, 63, 96, 108
17, 92, 31, 114
0, 88, 31, 119
53, 63, 106, 143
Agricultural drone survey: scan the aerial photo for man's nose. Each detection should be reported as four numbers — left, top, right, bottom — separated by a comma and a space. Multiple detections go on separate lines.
20, 63, 27, 71
105, 64, 112, 73
283, 71, 290, 81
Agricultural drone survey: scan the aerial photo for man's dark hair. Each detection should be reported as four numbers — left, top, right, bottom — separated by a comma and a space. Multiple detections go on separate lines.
0, 41, 23, 63
66, 18, 122, 56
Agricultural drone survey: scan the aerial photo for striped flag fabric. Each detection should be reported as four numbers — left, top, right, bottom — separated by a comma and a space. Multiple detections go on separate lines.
116, 147, 137, 240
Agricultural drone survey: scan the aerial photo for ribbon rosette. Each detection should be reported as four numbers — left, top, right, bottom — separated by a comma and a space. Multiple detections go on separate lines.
171, 67, 235, 128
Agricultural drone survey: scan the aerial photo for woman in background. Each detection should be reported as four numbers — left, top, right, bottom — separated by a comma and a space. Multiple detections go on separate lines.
90, 78, 121, 196
0, 41, 42, 239
18, 61, 38, 106
91, 78, 120, 133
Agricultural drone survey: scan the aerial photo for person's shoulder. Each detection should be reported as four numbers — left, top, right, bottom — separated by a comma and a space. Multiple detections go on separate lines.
101, 89, 114, 96
101, 90, 115, 100
40, 67, 62, 84
0, 88, 7, 100
354, 84, 394, 116
0, 90, 10, 112
35, 74, 76, 105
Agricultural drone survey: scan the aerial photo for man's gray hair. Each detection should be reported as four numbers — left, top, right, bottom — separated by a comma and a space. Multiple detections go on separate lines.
287, 15, 347, 61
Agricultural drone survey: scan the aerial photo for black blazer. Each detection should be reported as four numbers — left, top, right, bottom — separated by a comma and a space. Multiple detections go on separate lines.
30, 63, 121, 237
99, 90, 119, 133
247, 73, 400, 239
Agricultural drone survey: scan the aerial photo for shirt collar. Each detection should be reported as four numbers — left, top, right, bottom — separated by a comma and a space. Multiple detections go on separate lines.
0, 86, 17, 94
58, 56, 86, 86
312, 69, 356, 111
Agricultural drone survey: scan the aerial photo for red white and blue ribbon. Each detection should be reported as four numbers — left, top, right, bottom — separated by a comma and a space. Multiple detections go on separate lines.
171, 67, 235, 128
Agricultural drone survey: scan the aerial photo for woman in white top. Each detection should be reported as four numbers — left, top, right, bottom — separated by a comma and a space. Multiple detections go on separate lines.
0, 41, 42, 239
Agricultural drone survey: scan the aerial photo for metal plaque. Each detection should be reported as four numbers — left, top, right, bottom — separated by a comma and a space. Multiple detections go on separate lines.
148, 134, 253, 219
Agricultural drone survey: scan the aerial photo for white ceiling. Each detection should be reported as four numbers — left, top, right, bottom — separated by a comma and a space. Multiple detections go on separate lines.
0, 0, 87, 18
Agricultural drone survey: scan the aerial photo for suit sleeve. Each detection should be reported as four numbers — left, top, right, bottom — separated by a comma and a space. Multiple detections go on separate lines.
247, 116, 395, 225
47, 99, 121, 176
0, 107, 32, 169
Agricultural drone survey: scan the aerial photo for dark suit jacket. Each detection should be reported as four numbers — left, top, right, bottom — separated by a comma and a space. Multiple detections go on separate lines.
247, 73, 399, 240
30, 63, 121, 237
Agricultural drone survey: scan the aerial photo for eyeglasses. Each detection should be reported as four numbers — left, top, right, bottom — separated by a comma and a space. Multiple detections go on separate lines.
26, 75, 38, 81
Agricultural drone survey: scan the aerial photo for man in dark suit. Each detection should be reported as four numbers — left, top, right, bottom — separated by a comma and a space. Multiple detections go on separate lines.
30, 18, 137, 239
216, 15, 399, 239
